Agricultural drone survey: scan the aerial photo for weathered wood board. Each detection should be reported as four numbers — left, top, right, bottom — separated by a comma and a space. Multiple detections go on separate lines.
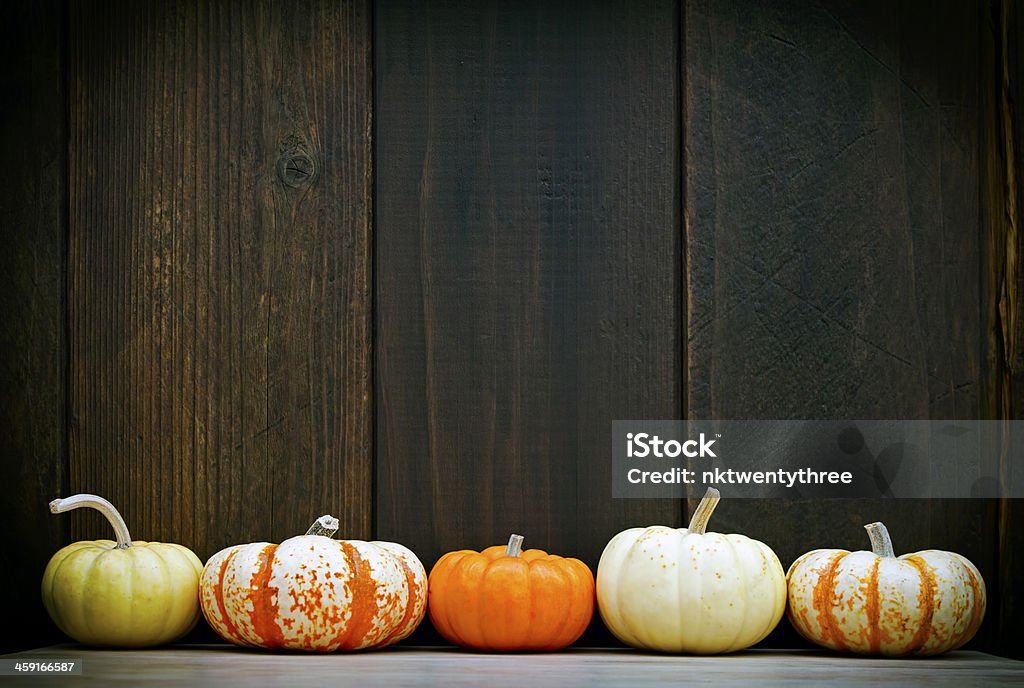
2, 645, 1022, 687
66, 0, 374, 557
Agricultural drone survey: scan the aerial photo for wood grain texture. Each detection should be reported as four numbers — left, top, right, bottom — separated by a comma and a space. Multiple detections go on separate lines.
0, 0, 67, 653
67, 0, 373, 559
11, 0, 1018, 660
684, 0, 996, 650
986, 0, 1024, 661
1010, 0, 1023, 657
375, 0, 680, 588
5, 646, 1024, 687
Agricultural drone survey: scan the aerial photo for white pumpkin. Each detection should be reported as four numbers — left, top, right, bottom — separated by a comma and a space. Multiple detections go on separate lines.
596, 488, 786, 654
787, 522, 986, 656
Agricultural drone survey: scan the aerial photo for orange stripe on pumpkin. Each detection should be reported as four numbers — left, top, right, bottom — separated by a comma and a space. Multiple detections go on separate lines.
250, 544, 286, 649
904, 555, 937, 655
214, 549, 246, 646
865, 557, 881, 654
335, 542, 378, 650
812, 552, 848, 652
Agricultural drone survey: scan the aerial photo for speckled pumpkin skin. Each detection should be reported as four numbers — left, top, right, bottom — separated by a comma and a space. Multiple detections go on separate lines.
200, 536, 427, 651
787, 549, 986, 657
596, 526, 786, 654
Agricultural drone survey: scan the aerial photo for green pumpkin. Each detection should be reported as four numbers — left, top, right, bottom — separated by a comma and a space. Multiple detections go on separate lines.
42, 494, 203, 647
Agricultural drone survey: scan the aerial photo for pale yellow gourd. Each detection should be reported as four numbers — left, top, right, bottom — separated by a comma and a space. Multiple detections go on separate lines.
596, 488, 786, 653
42, 494, 203, 647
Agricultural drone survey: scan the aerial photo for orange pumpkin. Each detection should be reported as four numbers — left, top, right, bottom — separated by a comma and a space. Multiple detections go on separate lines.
787, 522, 986, 656
200, 516, 427, 651
428, 534, 595, 651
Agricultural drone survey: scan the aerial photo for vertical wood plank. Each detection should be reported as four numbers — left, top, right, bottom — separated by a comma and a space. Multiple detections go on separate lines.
684, 0, 996, 650
67, 0, 372, 561
985, 0, 1024, 661
1010, 0, 1022, 658
0, 0, 67, 653
375, 0, 680, 594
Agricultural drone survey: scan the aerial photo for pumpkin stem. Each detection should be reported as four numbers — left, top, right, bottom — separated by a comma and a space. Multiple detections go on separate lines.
865, 522, 896, 558
305, 515, 340, 538
49, 494, 133, 549
505, 534, 525, 557
686, 487, 721, 535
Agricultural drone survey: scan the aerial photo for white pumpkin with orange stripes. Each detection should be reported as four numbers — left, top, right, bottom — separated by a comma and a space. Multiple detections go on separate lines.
199, 516, 427, 651
786, 522, 985, 657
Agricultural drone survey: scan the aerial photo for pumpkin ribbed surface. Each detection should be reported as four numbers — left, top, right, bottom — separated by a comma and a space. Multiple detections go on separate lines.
200, 536, 427, 651
42, 539, 203, 647
787, 547, 986, 656
428, 544, 595, 651
596, 525, 786, 654
43, 494, 204, 648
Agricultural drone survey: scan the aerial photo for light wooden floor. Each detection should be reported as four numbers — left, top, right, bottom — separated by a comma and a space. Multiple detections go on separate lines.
2, 645, 1022, 687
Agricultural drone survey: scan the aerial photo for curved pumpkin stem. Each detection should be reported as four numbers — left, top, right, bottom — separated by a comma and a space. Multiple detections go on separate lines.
50, 494, 133, 549
686, 487, 721, 535
505, 534, 525, 557
865, 522, 895, 558
305, 515, 340, 538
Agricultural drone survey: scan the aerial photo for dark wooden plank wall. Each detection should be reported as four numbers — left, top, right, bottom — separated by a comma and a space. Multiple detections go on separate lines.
986, 0, 1023, 661
1, 0, 1020, 659
374, 0, 681, 644
66, 0, 373, 552
1009, 0, 1022, 659
683, 0, 1001, 650
0, 0, 67, 655
375, 0, 681, 569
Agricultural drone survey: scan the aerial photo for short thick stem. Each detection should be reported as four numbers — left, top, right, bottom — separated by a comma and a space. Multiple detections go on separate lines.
305, 515, 340, 538
865, 522, 895, 558
50, 494, 133, 549
506, 534, 524, 557
687, 487, 721, 535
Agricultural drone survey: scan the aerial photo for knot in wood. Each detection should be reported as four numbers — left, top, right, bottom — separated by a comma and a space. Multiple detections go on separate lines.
278, 150, 317, 188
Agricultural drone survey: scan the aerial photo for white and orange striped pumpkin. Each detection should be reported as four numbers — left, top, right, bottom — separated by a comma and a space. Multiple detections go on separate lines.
199, 516, 427, 651
787, 522, 985, 657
